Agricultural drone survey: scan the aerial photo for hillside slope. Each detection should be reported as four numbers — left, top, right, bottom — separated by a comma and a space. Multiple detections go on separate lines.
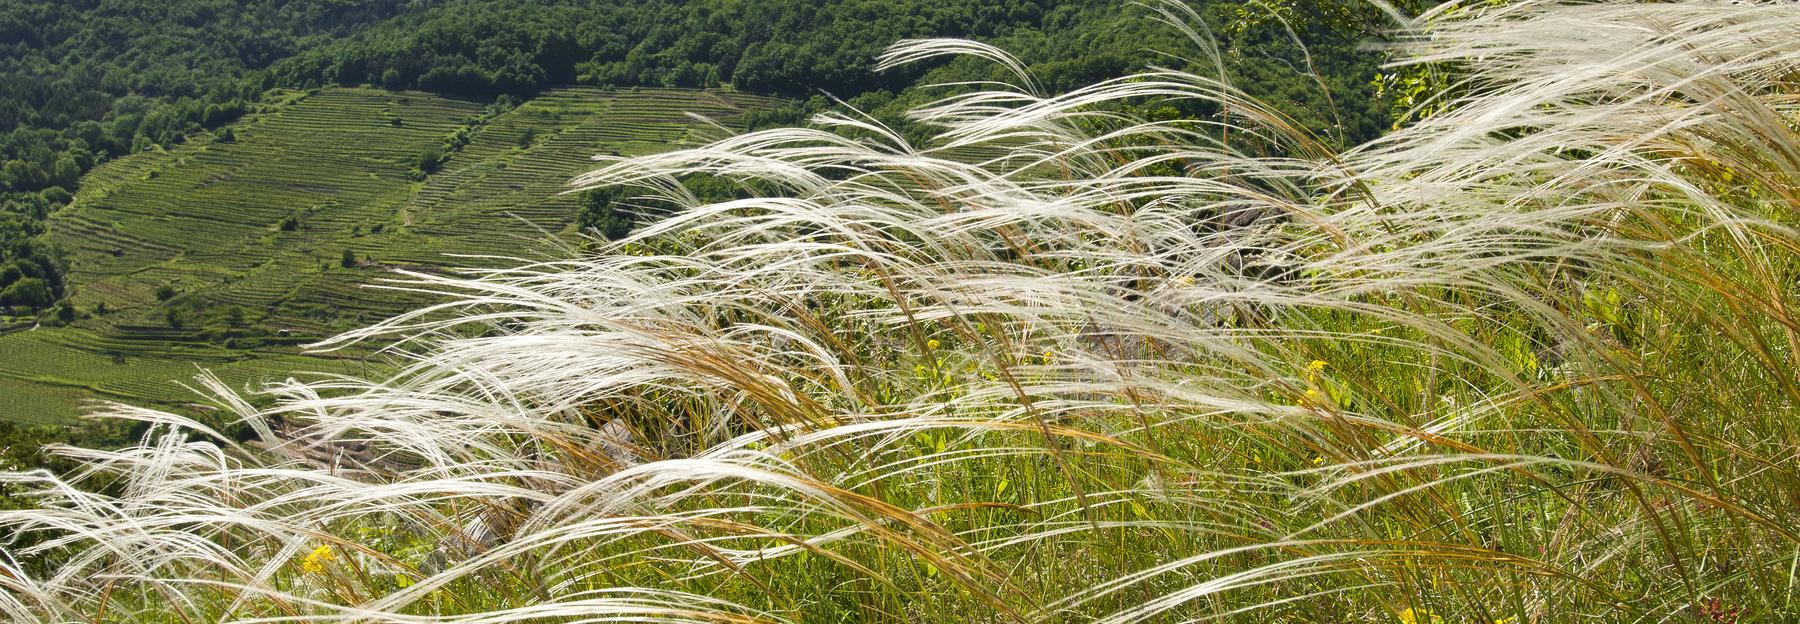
0, 86, 778, 423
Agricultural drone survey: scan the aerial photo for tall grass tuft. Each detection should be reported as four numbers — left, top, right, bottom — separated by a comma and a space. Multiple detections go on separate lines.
6, 0, 1800, 621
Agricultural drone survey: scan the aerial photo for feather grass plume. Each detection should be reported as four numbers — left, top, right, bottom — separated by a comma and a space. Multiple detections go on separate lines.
5, 0, 1800, 621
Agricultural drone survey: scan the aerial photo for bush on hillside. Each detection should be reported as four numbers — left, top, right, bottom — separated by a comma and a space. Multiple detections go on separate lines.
0, 277, 51, 308
415, 145, 445, 174
575, 187, 632, 241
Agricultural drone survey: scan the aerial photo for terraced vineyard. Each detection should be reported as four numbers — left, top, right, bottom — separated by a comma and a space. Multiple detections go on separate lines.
0, 86, 780, 423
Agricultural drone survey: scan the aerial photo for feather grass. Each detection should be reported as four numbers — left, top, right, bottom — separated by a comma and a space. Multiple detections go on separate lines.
6, 1, 1800, 621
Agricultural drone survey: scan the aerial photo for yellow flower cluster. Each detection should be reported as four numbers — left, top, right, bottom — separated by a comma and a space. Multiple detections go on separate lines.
300, 544, 335, 575
1398, 607, 1512, 624
1299, 360, 1329, 407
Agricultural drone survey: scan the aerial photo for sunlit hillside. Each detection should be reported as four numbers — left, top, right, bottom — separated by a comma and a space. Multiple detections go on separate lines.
0, 87, 776, 423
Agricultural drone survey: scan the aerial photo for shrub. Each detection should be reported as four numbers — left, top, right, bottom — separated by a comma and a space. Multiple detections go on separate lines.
0, 277, 53, 309
575, 187, 632, 241
39, 186, 71, 206
414, 145, 444, 174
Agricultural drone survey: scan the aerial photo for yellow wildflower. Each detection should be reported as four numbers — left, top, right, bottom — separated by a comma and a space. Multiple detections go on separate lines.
1307, 359, 1327, 373
926, 338, 941, 350
300, 544, 335, 574
1312, 455, 1325, 466
1397, 607, 1444, 624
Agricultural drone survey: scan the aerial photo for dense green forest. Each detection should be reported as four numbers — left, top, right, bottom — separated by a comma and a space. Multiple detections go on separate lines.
0, 0, 1394, 320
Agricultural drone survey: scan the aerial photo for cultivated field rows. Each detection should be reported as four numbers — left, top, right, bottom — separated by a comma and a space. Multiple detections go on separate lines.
2, 86, 778, 423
